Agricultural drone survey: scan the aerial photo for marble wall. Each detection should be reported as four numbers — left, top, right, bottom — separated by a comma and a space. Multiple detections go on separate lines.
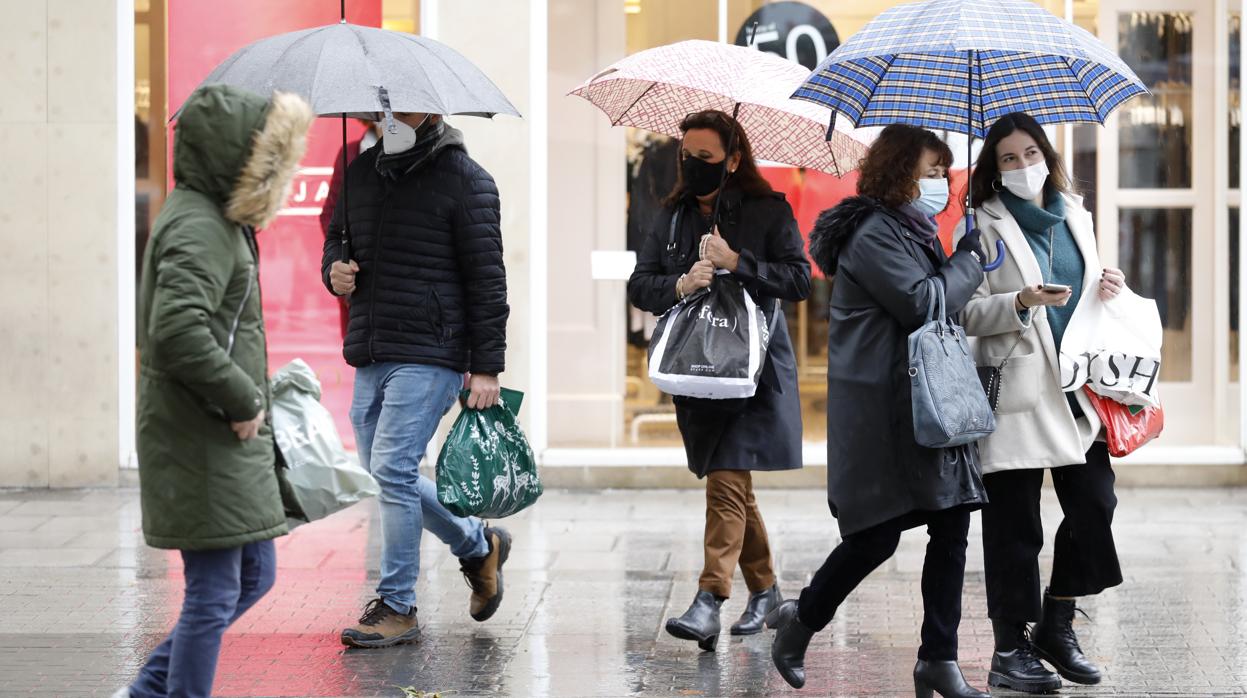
0, 0, 120, 487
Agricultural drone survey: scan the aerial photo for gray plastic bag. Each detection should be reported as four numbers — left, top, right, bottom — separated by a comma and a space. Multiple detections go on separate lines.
270, 359, 379, 523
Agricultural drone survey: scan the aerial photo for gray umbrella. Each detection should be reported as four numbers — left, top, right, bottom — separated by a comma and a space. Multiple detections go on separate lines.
171, 20, 521, 259
173, 22, 520, 120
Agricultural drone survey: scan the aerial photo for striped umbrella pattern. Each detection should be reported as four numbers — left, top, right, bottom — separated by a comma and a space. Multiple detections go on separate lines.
792, 0, 1147, 138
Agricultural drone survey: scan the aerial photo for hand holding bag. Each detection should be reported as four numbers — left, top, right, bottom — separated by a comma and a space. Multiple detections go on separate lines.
647, 274, 773, 400
908, 278, 997, 448
436, 388, 543, 519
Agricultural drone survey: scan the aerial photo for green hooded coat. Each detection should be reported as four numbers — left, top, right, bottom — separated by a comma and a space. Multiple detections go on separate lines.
137, 84, 312, 550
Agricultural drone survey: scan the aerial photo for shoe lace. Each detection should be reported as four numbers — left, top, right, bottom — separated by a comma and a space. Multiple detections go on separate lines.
357, 598, 392, 626
1016, 626, 1048, 670
1059, 608, 1092, 651
460, 558, 486, 594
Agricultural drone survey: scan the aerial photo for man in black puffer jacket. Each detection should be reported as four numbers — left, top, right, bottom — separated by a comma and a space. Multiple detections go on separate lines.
321, 112, 512, 649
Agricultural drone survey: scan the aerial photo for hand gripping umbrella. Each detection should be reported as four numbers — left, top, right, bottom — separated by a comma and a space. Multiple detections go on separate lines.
172, 1, 521, 261
791, 0, 1148, 271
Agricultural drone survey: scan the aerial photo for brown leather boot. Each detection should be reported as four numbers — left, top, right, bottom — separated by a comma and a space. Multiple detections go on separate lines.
340, 598, 420, 649
460, 526, 512, 622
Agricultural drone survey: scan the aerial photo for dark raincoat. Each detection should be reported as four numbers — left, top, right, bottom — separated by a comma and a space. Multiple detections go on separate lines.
628, 188, 811, 477
809, 196, 989, 535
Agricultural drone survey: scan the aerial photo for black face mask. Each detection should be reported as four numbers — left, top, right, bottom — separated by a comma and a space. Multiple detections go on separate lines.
682, 156, 728, 197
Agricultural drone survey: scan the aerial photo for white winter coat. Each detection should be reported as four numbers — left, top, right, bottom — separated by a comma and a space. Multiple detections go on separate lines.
961, 193, 1103, 474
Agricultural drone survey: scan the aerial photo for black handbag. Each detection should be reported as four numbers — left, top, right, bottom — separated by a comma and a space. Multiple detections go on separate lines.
976, 328, 1028, 413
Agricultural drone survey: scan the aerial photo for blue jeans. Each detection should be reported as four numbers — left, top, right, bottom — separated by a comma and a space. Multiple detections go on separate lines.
351, 362, 489, 615
129, 540, 277, 698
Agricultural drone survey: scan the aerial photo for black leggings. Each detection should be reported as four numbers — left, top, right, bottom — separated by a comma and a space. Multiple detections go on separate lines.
797, 507, 972, 661
981, 442, 1122, 622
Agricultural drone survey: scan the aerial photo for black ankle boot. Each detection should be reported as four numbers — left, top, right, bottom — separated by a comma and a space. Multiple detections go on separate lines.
730, 583, 782, 636
988, 619, 1062, 694
665, 590, 723, 651
913, 660, 990, 698
766, 599, 815, 689
1032, 590, 1103, 685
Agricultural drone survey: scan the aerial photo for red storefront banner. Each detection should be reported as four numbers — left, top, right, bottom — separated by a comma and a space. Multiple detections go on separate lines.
168, 0, 384, 450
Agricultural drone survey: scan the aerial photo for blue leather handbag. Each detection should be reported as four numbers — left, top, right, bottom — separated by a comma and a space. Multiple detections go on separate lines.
907, 277, 996, 448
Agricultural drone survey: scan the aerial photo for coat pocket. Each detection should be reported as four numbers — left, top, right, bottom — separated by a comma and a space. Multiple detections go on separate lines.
992, 351, 1042, 415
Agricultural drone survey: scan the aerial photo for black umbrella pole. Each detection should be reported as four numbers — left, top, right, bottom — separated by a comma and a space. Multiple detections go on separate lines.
710, 101, 744, 233
340, 114, 350, 262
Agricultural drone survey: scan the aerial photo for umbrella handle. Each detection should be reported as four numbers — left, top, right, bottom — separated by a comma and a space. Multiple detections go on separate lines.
982, 238, 1005, 272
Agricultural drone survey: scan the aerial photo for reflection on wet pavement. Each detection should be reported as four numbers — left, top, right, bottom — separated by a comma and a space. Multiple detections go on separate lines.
0, 487, 1244, 696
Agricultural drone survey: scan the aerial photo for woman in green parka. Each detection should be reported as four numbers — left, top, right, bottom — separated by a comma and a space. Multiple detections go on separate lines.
119, 84, 312, 698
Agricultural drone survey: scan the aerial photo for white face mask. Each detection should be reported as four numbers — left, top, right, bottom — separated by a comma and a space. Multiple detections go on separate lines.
1001, 160, 1049, 200
382, 113, 429, 155
913, 177, 949, 217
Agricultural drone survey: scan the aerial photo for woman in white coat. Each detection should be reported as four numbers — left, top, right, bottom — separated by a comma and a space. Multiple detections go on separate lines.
961, 112, 1128, 695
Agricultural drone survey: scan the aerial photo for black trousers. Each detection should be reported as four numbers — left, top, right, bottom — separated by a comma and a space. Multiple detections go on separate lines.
797, 506, 972, 661
981, 442, 1123, 622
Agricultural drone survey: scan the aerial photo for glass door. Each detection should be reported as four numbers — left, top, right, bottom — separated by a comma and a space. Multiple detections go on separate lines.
1098, 2, 1218, 443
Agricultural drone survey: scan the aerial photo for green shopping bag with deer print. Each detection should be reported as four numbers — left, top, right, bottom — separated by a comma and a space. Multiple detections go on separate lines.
436, 388, 543, 518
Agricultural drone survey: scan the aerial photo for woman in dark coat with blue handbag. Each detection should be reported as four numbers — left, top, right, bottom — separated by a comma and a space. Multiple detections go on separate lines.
628, 110, 810, 652
767, 124, 990, 697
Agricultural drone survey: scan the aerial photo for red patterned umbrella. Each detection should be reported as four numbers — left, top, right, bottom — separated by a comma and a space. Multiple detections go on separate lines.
570, 40, 869, 176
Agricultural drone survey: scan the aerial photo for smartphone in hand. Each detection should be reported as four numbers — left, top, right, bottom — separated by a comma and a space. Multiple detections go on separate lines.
1041, 283, 1071, 294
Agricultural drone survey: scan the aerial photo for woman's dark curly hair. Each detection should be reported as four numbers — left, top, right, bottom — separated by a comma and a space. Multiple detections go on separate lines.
857, 123, 953, 210
664, 109, 774, 207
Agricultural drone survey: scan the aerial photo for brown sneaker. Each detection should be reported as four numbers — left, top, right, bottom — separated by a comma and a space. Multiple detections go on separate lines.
340, 598, 420, 649
459, 526, 512, 622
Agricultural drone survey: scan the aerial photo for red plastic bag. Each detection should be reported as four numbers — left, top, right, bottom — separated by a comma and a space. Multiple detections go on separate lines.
1082, 387, 1164, 457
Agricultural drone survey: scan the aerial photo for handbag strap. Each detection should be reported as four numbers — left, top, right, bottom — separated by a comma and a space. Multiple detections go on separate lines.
924, 277, 948, 324
996, 320, 1032, 368
666, 206, 682, 254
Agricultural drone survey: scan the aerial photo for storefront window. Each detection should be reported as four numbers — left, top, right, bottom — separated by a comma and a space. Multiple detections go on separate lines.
1230, 13, 1241, 382
1232, 207, 1240, 382
1119, 208, 1193, 382
1116, 12, 1193, 190
134, 0, 166, 300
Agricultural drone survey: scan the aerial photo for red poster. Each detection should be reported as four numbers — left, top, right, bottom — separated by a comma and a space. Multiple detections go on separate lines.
168, 0, 384, 449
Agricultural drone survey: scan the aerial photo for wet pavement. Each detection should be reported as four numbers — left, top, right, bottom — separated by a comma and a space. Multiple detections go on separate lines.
0, 485, 1245, 697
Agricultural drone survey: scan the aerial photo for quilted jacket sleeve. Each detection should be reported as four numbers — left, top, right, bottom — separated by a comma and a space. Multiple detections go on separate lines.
453, 163, 510, 375
146, 218, 264, 421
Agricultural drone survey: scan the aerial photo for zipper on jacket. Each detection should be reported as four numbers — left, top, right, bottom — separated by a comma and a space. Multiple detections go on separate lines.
367, 181, 396, 364
225, 266, 255, 356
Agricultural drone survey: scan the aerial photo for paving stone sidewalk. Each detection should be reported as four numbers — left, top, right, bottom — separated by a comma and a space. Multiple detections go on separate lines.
0, 486, 1244, 697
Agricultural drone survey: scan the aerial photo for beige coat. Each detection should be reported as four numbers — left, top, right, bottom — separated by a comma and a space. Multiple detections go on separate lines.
961, 193, 1103, 474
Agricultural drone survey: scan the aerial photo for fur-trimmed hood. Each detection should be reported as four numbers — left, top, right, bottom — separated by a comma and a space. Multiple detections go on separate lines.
173, 84, 314, 229
808, 195, 887, 276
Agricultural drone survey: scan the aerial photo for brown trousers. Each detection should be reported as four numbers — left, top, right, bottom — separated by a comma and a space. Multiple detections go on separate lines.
699, 470, 776, 599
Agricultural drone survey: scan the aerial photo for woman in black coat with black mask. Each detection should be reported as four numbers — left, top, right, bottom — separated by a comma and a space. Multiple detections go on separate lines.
628, 110, 810, 652
767, 124, 989, 697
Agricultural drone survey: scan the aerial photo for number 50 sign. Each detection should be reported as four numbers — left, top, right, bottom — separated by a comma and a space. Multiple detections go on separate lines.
734, 1, 841, 72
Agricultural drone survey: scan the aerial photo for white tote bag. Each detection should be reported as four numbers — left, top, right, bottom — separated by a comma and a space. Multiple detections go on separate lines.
1058, 287, 1163, 408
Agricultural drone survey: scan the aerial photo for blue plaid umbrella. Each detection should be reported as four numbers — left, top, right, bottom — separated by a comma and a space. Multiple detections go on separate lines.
792, 0, 1146, 137
791, 0, 1147, 269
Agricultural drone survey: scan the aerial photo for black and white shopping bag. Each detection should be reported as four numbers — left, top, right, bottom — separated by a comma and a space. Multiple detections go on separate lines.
647, 276, 772, 400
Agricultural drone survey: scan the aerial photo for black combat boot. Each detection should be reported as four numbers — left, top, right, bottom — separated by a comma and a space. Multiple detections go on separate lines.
766, 599, 815, 689
1031, 590, 1103, 685
730, 583, 782, 635
665, 590, 723, 651
988, 619, 1062, 694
